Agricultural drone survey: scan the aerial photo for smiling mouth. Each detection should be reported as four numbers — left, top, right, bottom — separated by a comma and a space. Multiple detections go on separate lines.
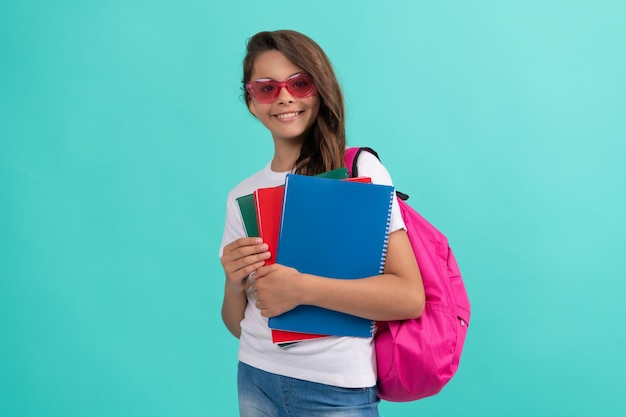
274, 111, 302, 120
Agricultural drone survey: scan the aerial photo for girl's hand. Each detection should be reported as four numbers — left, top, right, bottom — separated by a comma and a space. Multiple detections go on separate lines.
220, 237, 270, 293
250, 264, 304, 317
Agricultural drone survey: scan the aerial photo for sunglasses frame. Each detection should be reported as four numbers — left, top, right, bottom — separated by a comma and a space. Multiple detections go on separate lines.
246, 72, 317, 103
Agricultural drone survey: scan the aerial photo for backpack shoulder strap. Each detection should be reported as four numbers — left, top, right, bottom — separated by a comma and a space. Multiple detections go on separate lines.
344, 147, 380, 178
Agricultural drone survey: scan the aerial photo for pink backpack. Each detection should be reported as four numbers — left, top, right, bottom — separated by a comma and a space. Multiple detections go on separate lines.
345, 147, 471, 402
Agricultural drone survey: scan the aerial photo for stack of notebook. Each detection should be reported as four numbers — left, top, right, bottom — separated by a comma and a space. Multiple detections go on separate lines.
236, 167, 395, 345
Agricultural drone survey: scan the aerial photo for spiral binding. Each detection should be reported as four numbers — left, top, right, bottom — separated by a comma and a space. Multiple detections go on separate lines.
378, 189, 394, 274
370, 320, 377, 336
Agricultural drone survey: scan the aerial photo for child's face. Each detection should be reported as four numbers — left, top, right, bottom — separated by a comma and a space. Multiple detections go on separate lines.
248, 50, 320, 145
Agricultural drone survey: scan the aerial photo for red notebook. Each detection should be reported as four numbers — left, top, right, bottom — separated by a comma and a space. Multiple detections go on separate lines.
254, 177, 372, 345
253, 185, 284, 266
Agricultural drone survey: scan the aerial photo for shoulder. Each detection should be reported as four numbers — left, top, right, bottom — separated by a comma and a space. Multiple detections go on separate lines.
352, 148, 394, 187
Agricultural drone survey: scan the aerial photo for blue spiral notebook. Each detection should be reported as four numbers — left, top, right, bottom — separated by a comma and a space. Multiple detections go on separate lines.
268, 174, 395, 338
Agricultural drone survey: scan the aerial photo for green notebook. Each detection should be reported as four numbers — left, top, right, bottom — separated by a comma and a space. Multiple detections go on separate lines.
316, 167, 349, 180
236, 194, 259, 237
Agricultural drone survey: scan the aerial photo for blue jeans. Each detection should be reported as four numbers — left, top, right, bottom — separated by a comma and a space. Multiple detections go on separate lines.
238, 362, 380, 417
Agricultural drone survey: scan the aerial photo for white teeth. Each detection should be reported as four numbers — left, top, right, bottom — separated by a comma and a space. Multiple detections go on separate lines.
276, 112, 299, 119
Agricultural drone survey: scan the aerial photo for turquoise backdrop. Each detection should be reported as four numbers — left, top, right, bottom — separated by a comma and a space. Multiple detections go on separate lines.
2, 1, 625, 416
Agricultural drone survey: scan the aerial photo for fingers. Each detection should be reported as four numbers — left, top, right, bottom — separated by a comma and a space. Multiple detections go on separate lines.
251, 264, 271, 280
239, 260, 267, 280
221, 238, 271, 291
225, 237, 265, 249
223, 237, 268, 260
221, 239, 270, 271
250, 265, 291, 317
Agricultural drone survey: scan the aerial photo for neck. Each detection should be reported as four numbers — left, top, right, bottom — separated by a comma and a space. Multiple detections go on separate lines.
271, 139, 303, 172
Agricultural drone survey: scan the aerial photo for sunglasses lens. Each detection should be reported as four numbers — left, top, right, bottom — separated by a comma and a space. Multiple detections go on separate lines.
287, 73, 315, 97
250, 81, 278, 102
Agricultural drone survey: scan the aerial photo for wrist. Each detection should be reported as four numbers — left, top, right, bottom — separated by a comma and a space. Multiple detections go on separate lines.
298, 273, 316, 305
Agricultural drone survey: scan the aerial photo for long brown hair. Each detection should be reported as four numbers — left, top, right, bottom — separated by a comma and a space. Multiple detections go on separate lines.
242, 30, 346, 176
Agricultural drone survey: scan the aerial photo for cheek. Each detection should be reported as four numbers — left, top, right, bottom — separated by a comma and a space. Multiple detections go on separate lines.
249, 101, 275, 121
248, 100, 258, 117
305, 96, 321, 118
310, 104, 321, 124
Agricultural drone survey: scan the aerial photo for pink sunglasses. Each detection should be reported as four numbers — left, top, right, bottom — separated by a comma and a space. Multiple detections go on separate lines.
246, 72, 317, 103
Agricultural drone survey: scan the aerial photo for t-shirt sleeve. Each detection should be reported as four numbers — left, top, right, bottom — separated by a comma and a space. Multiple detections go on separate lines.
354, 150, 406, 233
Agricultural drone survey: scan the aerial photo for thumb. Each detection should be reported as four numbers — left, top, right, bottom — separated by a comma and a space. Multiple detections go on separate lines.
254, 264, 275, 279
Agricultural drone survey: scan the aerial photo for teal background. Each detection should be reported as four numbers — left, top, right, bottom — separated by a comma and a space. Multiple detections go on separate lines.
1, 0, 624, 416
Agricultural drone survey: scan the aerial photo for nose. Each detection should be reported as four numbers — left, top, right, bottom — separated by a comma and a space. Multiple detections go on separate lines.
276, 85, 295, 104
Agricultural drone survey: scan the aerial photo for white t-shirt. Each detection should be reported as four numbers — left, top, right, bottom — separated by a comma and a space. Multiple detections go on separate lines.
219, 151, 405, 388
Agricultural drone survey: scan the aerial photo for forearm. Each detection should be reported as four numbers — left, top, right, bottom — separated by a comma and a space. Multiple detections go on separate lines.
300, 272, 423, 321
221, 285, 247, 338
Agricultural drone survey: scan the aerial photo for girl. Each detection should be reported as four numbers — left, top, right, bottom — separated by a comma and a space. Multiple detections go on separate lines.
219, 30, 424, 417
